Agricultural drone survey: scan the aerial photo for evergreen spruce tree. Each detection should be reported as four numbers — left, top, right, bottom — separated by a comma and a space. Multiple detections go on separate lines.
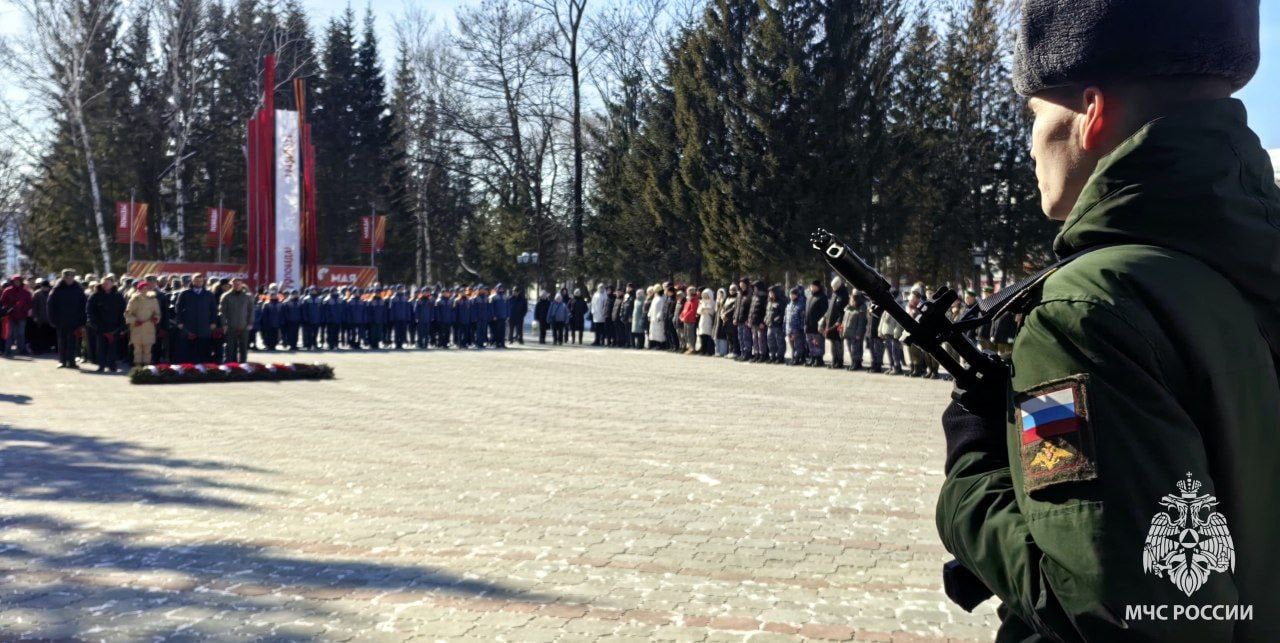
313, 8, 361, 264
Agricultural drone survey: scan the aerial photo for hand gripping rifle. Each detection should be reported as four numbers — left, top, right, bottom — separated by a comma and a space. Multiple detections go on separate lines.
810, 228, 999, 611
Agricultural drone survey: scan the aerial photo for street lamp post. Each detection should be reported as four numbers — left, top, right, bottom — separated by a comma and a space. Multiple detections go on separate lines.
972, 246, 988, 293
517, 251, 541, 300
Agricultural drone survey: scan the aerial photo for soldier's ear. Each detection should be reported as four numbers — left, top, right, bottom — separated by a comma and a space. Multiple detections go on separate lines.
1080, 87, 1107, 152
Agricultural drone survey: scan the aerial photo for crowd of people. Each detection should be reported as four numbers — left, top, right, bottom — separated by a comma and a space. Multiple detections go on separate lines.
537, 278, 1018, 377
0, 269, 1019, 377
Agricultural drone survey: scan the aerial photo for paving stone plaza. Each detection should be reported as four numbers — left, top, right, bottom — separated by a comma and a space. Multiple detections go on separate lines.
0, 346, 999, 641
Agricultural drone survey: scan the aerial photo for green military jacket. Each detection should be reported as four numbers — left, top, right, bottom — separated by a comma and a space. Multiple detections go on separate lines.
937, 99, 1280, 641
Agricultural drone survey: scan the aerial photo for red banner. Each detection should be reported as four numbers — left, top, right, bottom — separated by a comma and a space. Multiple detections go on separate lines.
115, 202, 149, 246
316, 265, 379, 288
206, 208, 236, 249
128, 262, 377, 289
360, 215, 386, 253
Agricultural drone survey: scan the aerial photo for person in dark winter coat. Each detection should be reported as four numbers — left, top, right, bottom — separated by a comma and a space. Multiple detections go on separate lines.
822, 278, 850, 368
30, 278, 53, 354
342, 288, 365, 349
260, 289, 284, 351
367, 292, 388, 349
174, 273, 219, 363
434, 290, 453, 348
490, 286, 508, 349
764, 284, 786, 363
219, 279, 255, 363
389, 289, 413, 349
413, 292, 433, 348
803, 280, 828, 366
150, 277, 173, 363
47, 269, 87, 369
866, 299, 884, 372
87, 275, 127, 372
507, 289, 527, 344
785, 286, 807, 365
471, 288, 491, 348
720, 285, 738, 356
320, 289, 342, 349
281, 290, 302, 350
569, 289, 588, 344
733, 277, 753, 360
841, 289, 869, 370
300, 287, 323, 350
747, 280, 768, 362
548, 295, 569, 345
452, 290, 470, 348
533, 292, 550, 344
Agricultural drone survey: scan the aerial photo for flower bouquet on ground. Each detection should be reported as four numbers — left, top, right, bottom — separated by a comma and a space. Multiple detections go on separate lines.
129, 362, 335, 385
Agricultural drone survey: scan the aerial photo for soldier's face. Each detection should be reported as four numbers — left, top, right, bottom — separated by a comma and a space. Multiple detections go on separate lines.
1028, 93, 1098, 221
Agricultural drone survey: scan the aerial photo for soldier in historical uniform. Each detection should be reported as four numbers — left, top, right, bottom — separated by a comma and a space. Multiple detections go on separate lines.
936, 0, 1278, 640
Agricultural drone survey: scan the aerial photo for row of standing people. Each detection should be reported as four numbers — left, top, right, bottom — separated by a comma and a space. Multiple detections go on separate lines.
3, 269, 537, 371
526, 278, 1019, 376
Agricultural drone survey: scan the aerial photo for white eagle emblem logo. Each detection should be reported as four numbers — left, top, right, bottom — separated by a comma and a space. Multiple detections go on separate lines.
1142, 472, 1235, 596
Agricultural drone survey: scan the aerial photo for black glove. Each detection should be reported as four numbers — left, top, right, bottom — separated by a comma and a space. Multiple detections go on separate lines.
942, 369, 1009, 474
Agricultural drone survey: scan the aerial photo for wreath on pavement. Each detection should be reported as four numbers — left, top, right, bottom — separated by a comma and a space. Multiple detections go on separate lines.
129, 362, 335, 385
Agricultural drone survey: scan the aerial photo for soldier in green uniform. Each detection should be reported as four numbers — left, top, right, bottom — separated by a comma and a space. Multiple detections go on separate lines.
936, 0, 1278, 640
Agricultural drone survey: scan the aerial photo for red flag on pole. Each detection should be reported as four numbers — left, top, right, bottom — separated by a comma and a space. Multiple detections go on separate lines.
115, 202, 132, 244
360, 215, 387, 253
116, 202, 149, 246
131, 203, 149, 247
206, 208, 236, 248
221, 210, 236, 247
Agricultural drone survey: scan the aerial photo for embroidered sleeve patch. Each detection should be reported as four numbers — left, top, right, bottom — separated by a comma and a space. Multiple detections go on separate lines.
1017, 375, 1097, 493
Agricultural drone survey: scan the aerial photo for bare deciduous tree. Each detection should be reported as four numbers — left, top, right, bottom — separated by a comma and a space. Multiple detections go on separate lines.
522, 0, 587, 266
157, 0, 219, 260
4, 0, 120, 273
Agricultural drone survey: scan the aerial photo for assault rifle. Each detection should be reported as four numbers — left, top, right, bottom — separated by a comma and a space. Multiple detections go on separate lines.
810, 228, 999, 611
809, 228, 1006, 390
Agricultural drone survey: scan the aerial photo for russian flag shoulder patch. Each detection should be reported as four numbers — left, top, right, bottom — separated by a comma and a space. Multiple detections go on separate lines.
1016, 375, 1097, 492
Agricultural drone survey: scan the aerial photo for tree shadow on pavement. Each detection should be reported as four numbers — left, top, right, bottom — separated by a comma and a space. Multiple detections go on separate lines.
0, 425, 274, 508
0, 514, 561, 640
0, 426, 572, 639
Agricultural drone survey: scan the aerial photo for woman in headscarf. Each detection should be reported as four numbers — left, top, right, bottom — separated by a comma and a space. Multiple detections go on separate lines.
712, 287, 729, 356
647, 285, 668, 349
697, 288, 716, 355
630, 287, 648, 349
